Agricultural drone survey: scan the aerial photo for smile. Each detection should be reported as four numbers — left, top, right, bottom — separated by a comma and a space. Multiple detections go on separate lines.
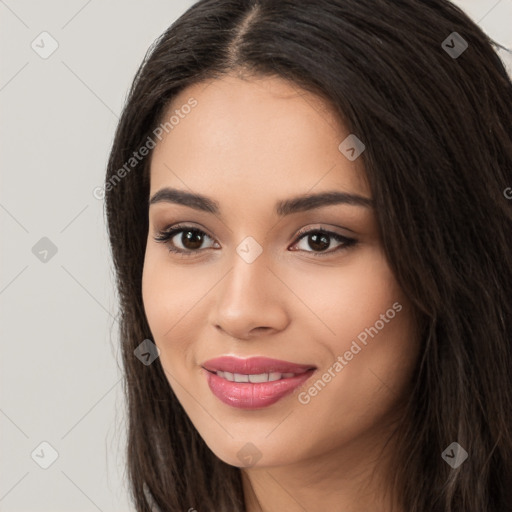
201, 356, 317, 409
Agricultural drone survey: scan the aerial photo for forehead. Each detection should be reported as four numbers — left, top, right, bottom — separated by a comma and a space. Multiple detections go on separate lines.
149, 74, 370, 206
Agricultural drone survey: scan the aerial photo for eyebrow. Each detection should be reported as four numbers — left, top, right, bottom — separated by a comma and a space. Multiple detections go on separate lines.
148, 187, 373, 216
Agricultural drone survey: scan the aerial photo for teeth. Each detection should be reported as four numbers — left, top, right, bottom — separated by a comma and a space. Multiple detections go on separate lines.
249, 373, 269, 383
216, 371, 297, 382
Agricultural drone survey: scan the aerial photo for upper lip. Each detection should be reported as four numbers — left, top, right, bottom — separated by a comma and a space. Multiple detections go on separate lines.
202, 356, 316, 375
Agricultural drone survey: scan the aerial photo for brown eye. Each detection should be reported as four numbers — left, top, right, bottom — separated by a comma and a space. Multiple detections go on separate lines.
154, 225, 217, 256
176, 229, 206, 250
291, 229, 357, 257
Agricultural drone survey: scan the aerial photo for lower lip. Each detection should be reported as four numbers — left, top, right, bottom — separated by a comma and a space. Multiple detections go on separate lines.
203, 369, 315, 409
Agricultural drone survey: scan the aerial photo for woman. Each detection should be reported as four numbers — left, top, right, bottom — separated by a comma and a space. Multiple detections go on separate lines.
104, 0, 512, 510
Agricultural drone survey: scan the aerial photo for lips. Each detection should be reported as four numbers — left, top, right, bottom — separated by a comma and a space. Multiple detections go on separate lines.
201, 356, 317, 409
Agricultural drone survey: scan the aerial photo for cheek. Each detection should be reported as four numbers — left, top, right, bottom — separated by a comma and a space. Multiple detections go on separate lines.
292, 301, 417, 454
142, 246, 182, 350
325, 249, 418, 383
290, 246, 418, 410
141, 245, 212, 363
142, 248, 171, 336
285, 244, 403, 343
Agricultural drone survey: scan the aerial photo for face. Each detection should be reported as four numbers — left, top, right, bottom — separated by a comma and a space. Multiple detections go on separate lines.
142, 73, 419, 469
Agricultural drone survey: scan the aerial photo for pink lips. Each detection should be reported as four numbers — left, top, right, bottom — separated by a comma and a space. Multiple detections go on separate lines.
201, 356, 316, 409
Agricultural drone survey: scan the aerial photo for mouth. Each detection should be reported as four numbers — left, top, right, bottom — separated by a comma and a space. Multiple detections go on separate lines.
201, 356, 317, 409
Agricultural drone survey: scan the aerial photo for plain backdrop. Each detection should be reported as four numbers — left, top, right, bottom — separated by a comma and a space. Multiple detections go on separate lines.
0, 1, 511, 510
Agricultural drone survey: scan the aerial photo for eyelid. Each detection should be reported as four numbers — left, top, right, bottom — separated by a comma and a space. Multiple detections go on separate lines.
154, 221, 214, 240
293, 224, 355, 240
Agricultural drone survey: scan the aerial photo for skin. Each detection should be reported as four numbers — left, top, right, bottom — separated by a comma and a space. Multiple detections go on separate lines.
142, 72, 420, 512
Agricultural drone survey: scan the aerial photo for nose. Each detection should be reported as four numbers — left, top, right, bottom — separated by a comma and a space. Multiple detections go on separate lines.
210, 249, 290, 341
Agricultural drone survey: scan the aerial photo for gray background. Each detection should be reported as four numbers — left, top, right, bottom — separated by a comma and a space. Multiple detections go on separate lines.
1, 1, 511, 510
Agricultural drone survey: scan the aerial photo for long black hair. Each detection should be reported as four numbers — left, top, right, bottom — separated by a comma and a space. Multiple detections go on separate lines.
104, 1, 512, 510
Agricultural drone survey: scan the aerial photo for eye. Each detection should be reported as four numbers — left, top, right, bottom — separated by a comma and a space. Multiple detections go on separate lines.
153, 224, 218, 257
291, 226, 357, 257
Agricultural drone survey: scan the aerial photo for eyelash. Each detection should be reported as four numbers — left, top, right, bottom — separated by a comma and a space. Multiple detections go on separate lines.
153, 223, 357, 258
